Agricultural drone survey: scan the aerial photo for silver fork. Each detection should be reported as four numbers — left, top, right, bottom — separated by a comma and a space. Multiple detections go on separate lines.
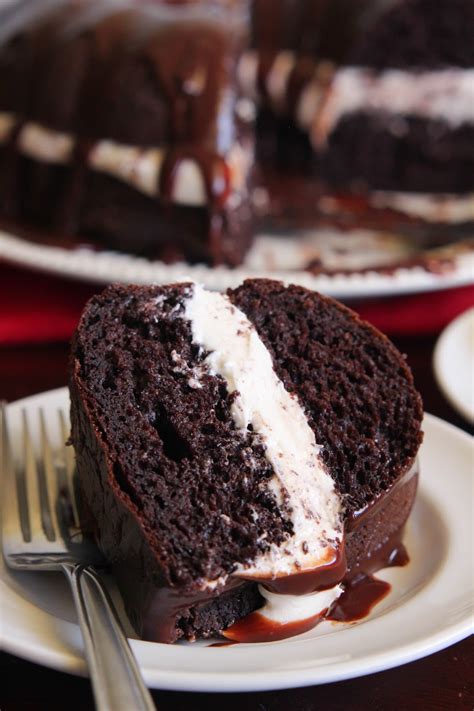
1, 403, 155, 711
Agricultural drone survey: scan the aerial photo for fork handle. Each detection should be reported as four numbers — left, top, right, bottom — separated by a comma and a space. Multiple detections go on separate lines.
62, 562, 156, 711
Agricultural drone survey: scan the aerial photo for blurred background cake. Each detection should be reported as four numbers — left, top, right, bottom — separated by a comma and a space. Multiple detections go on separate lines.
0, 0, 472, 264
243, 0, 474, 241
314, 0, 474, 239
0, 0, 253, 265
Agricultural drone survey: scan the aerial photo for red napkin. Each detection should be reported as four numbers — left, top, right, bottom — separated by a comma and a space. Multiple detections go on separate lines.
1, 261, 473, 345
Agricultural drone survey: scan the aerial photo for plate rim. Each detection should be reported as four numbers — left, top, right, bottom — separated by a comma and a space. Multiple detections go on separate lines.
433, 307, 474, 424
1, 387, 473, 692
1, 229, 473, 300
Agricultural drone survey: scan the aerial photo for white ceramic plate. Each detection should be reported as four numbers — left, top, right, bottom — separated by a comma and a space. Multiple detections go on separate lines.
1, 227, 473, 299
1, 387, 473, 692
433, 308, 474, 424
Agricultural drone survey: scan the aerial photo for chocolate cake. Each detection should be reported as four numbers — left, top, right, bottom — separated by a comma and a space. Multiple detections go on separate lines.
0, 0, 253, 265
70, 279, 423, 643
2, 0, 470, 261
239, 0, 474, 238
314, 0, 474, 234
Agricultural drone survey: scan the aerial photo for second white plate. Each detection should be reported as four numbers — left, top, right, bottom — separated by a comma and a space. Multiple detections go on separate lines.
434, 308, 474, 423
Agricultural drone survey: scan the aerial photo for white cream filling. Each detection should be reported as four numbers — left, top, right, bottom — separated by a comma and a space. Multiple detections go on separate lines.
18, 122, 74, 164
236, 50, 259, 102
90, 140, 248, 206
314, 67, 474, 145
0, 111, 15, 143
296, 79, 325, 131
295, 62, 335, 131
258, 583, 343, 624
266, 50, 296, 112
370, 191, 474, 224
172, 159, 208, 207
183, 283, 343, 581
89, 141, 164, 198
0, 112, 246, 207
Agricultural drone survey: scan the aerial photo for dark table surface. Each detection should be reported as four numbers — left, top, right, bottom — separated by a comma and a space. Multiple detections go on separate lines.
1, 335, 473, 711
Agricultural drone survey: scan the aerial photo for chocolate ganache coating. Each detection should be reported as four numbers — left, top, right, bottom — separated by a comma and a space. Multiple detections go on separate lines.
70, 279, 423, 642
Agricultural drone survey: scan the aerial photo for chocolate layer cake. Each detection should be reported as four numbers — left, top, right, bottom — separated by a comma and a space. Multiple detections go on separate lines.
314, 0, 474, 234
0, 0, 253, 265
70, 279, 423, 643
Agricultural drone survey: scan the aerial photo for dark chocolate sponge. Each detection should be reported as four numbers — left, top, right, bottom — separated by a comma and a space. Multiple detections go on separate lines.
251, 0, 380, 62
230, 279, 422, 512
321, 115, 474, 196
352, 0, 474, 70
70, 279, 423, 642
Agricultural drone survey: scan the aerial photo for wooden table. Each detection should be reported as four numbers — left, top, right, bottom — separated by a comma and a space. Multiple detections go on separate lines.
1, 336, 472, 710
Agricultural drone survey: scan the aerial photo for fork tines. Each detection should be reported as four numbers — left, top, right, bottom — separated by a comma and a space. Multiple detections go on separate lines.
1, 403, 80, 559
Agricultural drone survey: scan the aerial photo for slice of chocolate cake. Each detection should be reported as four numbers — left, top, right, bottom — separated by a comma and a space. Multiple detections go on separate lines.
70, 279, 423, 643
314, 0, 474, 236
0, 0, 253, 265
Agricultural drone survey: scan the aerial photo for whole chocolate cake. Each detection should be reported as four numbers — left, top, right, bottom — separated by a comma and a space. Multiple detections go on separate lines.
70, 279, 423, 643
0, 0, 253, 265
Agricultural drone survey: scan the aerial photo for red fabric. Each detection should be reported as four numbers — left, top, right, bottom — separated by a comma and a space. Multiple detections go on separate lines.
352, 283, 474, 337
0, 262, 473, 345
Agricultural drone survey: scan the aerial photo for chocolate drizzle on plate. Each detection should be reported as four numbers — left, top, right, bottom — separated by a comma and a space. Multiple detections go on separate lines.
327, 534, 410, 625
223, 610, 325, 644
327, 575, 391, 623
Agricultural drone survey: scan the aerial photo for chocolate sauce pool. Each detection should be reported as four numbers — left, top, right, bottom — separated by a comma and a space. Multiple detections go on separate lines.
219, 541, 410, 644
328, 576, 390, 623
328, 540, 409, 624
223, 611, 324, 644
